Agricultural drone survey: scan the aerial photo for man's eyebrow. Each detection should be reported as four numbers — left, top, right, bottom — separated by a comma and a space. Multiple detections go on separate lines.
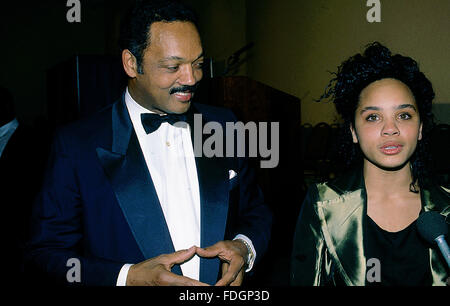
159, 52, 204, 63
194, 52, 205, 61
159, 56, 183, 62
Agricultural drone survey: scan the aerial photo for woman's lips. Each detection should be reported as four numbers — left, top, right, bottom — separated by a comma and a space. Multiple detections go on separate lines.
379, 142, 403, 155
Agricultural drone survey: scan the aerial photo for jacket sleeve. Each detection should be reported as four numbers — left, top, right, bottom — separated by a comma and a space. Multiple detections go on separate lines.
290, 184, 330, 286
24, 130, 124, 286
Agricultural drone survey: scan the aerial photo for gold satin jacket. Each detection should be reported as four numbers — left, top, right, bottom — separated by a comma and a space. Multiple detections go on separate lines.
291, 169, 450, 286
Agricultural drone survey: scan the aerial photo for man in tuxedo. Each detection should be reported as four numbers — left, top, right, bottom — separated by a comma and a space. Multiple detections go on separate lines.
26, 0, 272, 286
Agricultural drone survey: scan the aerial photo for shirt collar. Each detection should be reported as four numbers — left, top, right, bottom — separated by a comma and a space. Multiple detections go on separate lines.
124, 87, 157, 116
124, 87, 189, 136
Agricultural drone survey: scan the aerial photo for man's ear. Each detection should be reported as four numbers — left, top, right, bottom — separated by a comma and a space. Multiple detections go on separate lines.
122, 49, 138, 78
350, 123, 359, 144
418, 122, 423, 141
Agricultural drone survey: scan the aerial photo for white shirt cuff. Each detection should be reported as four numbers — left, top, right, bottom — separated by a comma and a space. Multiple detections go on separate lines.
233, 234, 256, 272
116, 263, 133, 286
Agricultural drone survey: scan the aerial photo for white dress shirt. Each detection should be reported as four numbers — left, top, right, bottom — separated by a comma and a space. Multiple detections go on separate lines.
116, 88, 255, 285
125, 87, 201, 280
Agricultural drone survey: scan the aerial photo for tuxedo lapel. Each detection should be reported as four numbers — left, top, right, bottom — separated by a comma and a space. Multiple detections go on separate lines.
187, 105, 229, 284
96, 100, 230, 283
96, 98, 180, 274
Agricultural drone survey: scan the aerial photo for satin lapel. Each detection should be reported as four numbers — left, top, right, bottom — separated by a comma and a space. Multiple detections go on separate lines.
187, 105, 229, 284
316, 184, 367, 286
422, 188, 449, 285
96, 98, 179, 272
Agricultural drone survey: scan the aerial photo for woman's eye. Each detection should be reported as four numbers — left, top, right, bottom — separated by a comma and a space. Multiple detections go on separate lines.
366, 114, 379, 122
398, 113, 412, 120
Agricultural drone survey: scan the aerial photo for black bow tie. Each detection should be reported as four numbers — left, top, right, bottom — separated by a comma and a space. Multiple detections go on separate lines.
141, 113, 187, 134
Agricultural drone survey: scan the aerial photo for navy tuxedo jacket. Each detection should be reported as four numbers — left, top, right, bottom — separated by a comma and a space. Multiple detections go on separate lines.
26, 96, 272, 286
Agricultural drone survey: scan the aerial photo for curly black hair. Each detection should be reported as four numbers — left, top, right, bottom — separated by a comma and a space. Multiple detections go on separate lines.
118, 0, 198, 74
319, 42, 435, 192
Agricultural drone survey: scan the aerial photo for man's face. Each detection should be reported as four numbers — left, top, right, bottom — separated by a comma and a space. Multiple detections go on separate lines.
127, 21, 204, 114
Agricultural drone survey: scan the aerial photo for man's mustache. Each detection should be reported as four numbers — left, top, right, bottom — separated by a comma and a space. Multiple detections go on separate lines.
169, 84, 199, 95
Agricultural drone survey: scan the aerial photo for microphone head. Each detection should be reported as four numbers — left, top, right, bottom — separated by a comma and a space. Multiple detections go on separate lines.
416, 211, 449, 244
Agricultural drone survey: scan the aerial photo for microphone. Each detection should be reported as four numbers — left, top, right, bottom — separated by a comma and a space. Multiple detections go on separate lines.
416, 211, 450, 268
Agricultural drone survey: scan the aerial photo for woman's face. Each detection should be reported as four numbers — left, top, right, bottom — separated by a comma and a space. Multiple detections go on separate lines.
350, 78, 422, 170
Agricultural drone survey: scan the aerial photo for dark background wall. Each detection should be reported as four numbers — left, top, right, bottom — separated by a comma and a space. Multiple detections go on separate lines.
0, 0, 248, 125
246, 0, 450, 125
2, 1, 111, 124
1, 0, 449, 126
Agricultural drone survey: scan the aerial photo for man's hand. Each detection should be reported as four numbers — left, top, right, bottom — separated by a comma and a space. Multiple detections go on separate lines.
196, 240, 248, 286
126, 247, 209, 286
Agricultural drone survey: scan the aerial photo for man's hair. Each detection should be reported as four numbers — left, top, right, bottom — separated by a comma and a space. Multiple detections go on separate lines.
118, 0, 198, 74
319, 42, 435, 191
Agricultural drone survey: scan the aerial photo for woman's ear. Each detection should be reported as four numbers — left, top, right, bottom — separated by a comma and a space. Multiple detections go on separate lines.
350, 123, 359, 144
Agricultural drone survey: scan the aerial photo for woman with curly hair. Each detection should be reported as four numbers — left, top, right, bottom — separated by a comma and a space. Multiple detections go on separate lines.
291, 42, 449, 286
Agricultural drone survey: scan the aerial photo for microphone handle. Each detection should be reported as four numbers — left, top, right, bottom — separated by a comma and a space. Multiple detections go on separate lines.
435, 235, 450, 269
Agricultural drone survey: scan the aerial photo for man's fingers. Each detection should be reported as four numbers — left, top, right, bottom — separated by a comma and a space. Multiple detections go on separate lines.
230, 271, 244, 286
198, 241, 247, 286
215, 259, 244, 286
165, 246, 197, 266
164, 271, 210, 287
215, 269, 236, 286
195, 245, 221, 259
221, 262, 229, 275
158, 248, 210, 286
